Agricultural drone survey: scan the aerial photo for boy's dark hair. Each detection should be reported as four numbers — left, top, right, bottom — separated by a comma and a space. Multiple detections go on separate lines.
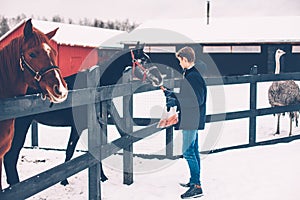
176, 46, 195, 63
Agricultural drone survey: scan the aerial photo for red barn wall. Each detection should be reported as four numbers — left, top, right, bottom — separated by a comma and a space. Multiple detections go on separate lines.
57, 45, 98, 77
0, 25, 24, 49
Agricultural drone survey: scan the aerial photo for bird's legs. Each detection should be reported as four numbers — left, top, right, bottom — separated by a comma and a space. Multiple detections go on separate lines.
289, 114, 293, 136
276, 112, 297, 136
288, 112, 298, 136
274, 114, 281, 135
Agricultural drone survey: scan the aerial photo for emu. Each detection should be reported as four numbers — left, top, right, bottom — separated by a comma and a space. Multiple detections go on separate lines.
268, 49, 300, 136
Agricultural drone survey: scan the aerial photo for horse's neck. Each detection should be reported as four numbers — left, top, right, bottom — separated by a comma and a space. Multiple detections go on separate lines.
0, 41, 27, 98
0, 67, 27, 99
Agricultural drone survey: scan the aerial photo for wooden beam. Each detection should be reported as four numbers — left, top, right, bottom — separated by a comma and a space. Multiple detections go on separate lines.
0, 153, 97, 199
87, 69, 102, 200
100, 123, 162, 160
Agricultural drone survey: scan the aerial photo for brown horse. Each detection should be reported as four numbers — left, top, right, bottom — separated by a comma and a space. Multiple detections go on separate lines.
0, 19, 68, 189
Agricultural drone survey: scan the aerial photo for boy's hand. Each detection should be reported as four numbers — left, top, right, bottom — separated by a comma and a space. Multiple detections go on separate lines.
166, 96, 177, 107
163, 89, 174, 97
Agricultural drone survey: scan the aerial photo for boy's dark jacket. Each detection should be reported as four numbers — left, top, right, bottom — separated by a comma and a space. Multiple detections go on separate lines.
173, 66, 207, 130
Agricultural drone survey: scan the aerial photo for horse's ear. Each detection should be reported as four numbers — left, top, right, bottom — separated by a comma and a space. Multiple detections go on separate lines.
24, 19, 33, 40
46, 28, 59, 40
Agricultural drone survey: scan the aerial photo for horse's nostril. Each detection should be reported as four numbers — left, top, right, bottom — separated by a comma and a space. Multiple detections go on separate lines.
53, 84, 62, 96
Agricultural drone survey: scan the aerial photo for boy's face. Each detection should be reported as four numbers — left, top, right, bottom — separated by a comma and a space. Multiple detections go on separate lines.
177, 56, 190, 69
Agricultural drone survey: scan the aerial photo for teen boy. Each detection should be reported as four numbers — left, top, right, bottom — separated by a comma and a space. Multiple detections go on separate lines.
164, 46, 207, 199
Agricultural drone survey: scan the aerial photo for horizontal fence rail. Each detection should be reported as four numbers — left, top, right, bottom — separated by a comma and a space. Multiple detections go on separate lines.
2, 72, 300, 123
0, 80, 173, 121
1, 153, 96, 199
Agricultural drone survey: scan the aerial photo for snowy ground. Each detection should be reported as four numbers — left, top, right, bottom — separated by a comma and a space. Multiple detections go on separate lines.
2, 82, 300, 199
2, 139, 300, 200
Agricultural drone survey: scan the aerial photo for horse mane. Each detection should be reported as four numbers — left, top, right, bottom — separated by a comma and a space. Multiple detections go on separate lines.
0, 37, 23, 87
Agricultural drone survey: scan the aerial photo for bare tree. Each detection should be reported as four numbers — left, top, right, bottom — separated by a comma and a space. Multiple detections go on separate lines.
0, 15, 138, 37
0, 16, 9, 37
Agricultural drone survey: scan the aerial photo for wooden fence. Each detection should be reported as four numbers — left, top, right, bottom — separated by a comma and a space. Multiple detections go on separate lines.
1, 66, 300, 199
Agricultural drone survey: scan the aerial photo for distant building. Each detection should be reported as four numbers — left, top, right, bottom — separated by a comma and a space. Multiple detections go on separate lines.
119, 16, 300, 76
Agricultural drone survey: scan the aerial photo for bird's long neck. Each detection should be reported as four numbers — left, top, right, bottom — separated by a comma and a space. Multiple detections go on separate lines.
275, 54, 282, 74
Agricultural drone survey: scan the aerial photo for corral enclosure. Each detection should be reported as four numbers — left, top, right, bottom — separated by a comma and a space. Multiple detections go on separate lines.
2, 16, 300, 199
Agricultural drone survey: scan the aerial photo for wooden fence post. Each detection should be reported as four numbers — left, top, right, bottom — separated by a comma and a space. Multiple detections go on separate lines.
87, 68, 102, 200
100, 100, 108, 145
166, 128, 173, 158
123, 70, 134, 185
31, 121, 39, 147
249, 66, 258, 146
166, 68, 175, 158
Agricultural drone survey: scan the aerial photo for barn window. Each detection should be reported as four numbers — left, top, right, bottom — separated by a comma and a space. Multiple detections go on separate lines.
231, 46, 261, 53
203, 45, 261, 53
292, 45, 300, 53
203, 46, 231, 53
144, 46, 176, 53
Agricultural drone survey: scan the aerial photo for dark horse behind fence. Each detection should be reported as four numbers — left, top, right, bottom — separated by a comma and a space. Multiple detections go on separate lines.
0, 19, 68, 190
4, 44, 163, 187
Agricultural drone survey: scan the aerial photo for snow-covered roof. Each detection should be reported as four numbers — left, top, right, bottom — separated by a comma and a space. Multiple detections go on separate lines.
119, 16, 300, 44
0, 19, 125, 48
33, 20, 125, 47
4, 16, 300, 48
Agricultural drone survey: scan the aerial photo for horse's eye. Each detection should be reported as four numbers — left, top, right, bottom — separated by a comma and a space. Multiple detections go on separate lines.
29, 52, 36, 58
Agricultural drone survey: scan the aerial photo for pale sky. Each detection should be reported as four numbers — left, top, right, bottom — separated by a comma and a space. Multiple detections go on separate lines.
1, 0, 300, 23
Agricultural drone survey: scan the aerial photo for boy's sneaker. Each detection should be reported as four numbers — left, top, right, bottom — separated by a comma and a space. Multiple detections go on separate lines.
181, 184, 203, 199
179, 182, 191, 188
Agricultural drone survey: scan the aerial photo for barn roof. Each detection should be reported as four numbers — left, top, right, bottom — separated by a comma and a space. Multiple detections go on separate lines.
0, 19, 125, 48
119, 16, 300, 44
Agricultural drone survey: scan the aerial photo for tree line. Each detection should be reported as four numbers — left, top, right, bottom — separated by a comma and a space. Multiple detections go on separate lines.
0, 14, 139, 37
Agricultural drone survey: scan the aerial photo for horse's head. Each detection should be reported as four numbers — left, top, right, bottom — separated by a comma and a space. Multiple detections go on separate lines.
130, 47, 164, 87
98, 43, 163, 87
20, 19, 68, 103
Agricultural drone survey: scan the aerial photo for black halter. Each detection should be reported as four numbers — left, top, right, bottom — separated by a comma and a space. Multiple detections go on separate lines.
19, 53, 60, 82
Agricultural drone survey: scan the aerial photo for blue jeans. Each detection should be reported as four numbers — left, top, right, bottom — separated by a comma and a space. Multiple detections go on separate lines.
182, 130, 201, 186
